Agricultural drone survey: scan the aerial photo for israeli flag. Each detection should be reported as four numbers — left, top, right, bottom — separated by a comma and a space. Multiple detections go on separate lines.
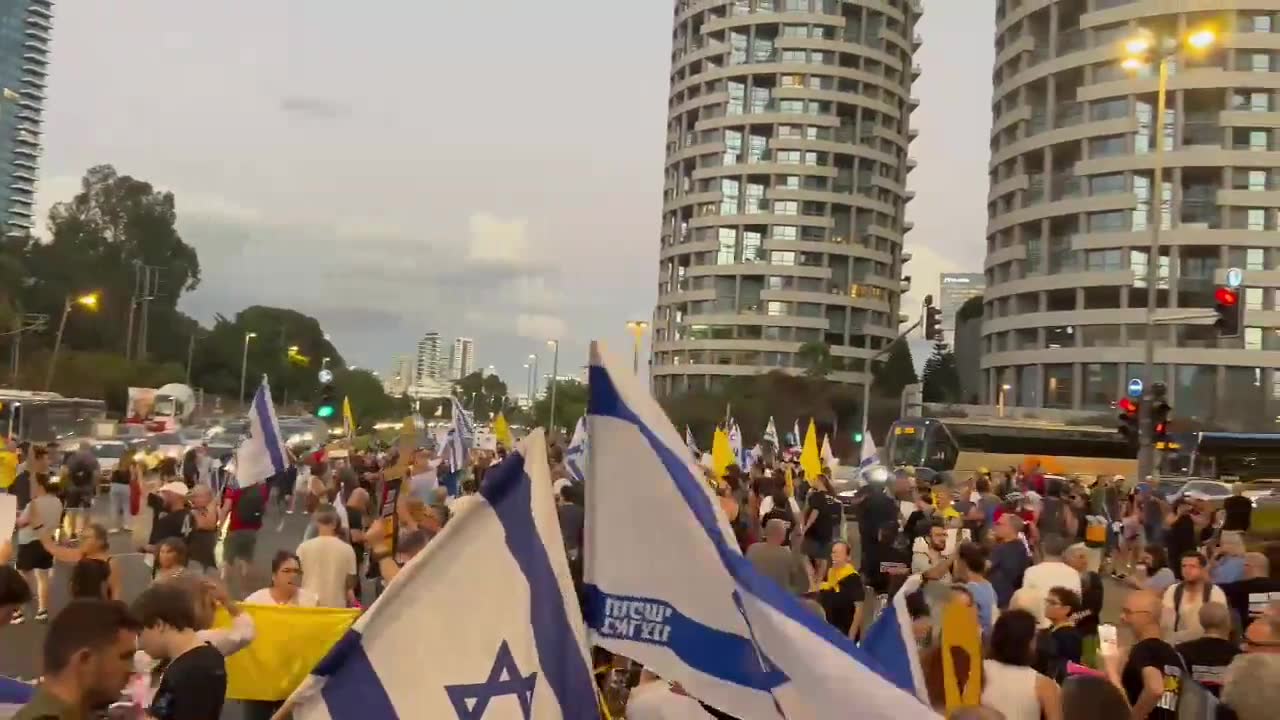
727, 421, 746, 469
564, 417, 588, 484
446, 396, 475, 471
289, 429, 596, 720
762, 417, 779, 448
791, 419, 801, 449
0, 676, 33, 717
584, 343, 932, 720
861, 575, 929, 703
858, 433, 881, 470
684, 426, 700, 458
234, 378, 287, 487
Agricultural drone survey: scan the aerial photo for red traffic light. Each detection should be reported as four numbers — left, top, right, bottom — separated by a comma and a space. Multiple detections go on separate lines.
1118, 397, 1138, 414
1215, 287, 1239, 306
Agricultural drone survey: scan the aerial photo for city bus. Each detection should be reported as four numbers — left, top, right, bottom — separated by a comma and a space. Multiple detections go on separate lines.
883, 416, 1138, 480
0, 391, 108, 445
1184, 432, 1280, 483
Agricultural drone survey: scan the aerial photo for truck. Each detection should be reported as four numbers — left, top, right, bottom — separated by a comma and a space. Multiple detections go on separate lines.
126, 384, 197, 432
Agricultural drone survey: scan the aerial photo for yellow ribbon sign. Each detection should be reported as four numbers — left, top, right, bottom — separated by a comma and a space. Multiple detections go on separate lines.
941, 599, 982, 715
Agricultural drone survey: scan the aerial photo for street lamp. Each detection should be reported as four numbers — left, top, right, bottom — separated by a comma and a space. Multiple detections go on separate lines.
321, 356, 331, 369
625, 320, 650, 375
44, 292, 99, 390
1121, 26, 1216, 480
998, 384, 1013, 418
522, 363, 531, 405
528, 353, 539, 400
239, 332, 257, 408
546, 340, 559, 434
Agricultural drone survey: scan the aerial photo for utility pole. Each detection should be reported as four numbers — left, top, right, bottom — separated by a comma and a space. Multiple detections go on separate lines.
10, 312, 48, 386
124, 262, 141, 361
137, 265, 161, 362
185, 330, 197, 385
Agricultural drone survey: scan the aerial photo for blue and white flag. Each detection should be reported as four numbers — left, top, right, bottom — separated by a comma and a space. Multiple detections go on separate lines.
791, 419, 801, 449
234, 378, 287, 487
445, 396, 476, 472
290, 429, 596, 720
762, 417, 779, 448
858, 433, 881, 470
727, 421, 746, 469
684, 426, 700, 458
584, 343, 932, 720
564, 417, 588, 484
0, 676, 33, 717
861, 575, 929, 704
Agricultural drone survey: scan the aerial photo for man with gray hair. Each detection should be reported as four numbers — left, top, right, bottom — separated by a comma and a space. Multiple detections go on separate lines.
297, 503, 358, 608
1221, 653, 1280, 720
1220, 551, 1280, 629
1174, 602, 1240, 696
746, 519, 810, 596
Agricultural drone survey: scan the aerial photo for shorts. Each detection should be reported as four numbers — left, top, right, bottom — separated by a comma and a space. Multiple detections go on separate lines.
801, 537, 830, 561
273, 472, 295, 498
16, 540, 53, 571
65, 485, 94, 510
224, 529, 258, 564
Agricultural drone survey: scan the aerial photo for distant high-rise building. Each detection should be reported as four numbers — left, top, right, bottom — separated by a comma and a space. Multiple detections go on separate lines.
0, 1, 52, 233
651, 0, 923, 397
449, 337, 475, 380
939, 273, 985, 337
383, 355, 413, 397
415, 332, 443, 383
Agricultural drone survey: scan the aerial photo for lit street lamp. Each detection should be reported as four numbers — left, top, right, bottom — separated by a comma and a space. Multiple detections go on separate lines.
522, 363, 531, 405
625, 320, 649, 375
44, 292, 99, 390
239, 332, 257, 408
546, 340, 559, 434
528, 353, 538, 400
1122, 26, 1215, 480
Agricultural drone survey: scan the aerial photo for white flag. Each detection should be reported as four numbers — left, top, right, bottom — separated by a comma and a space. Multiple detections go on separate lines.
234, 379, 287, 487
820, 434, 838, 469
859, 433, 881, 469
584, 343, 932, 720
289, 429, 596, 720
762, 417, 779, 448
564, 417, 588, 484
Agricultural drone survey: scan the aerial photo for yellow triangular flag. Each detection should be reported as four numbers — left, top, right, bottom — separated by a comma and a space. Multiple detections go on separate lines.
494, 412, 514, 448
711, 426, 734, 479
800, 419, 822, 481
342, 396, 356, 438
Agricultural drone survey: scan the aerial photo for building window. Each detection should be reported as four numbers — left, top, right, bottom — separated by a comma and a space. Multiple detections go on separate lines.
1247, 287, 1264, 310
1246, 327, 1264, 350
1088, 210, 1129, 232
1089, 135, 1128, 158
1248, 248, 1267, 270
1086, 249, 1124, 271
1043, 365, 1074, 409
770, 250, 795, 265
774, 200, 798, 215
716, 228, 737, 265
766, 301, 790, 316
774, 225, 798, 241
1090, 173, 1127, 195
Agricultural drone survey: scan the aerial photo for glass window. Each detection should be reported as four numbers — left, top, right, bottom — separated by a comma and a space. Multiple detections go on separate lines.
717, 228, 737, 265
1086, 249, 1124, 271
766, 301, 790, 316
1249, 170, 1268, 191
1082, 363, 1120, 409
770, 250, 795, 265
1246, 287, 1264, 310
1090, 173, 1127, 195
1043, 365, 1074, 409
1088, 210, 1129, 232
1247, 248, 1266, 270
1245, 327, 1263, 350
774, 200, 798, 215
1250, 208, 1268, 230
774, 225, 797, 241
1089, 135, 1128, 158
743, 230, 762, 262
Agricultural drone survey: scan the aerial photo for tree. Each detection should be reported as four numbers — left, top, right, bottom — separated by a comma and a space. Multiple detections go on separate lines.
454, 371, 511, 421
921, 342, 961, 403
956, 295, 984, 324
872, 337, 917, 397
796, 341, 833, 378
530, 379, 588, 437
335, 368, 407, 430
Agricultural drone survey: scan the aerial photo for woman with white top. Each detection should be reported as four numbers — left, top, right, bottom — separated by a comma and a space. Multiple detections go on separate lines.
244, 550, 319, 607
981, 609, 1062, 720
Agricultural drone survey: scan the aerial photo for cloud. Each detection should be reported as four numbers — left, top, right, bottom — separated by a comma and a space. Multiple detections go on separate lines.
279, 96, 351, 120
514, 313, 567, 341
466, 213, 530, 266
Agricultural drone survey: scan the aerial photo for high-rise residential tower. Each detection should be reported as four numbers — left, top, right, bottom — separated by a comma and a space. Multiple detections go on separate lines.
449, 337, 475, 380
939, 272, 985, 339
984, 1, 1280, 429
0, 1, 52, 234
415, 332, 443, 383
651, 0, 922, 397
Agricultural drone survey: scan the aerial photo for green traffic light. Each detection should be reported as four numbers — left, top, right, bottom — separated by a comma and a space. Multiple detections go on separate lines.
316, 405, 336, 419
853, 431, 864, 443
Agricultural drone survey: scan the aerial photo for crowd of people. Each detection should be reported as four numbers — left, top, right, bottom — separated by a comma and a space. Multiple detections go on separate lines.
5, 433, 1280, 719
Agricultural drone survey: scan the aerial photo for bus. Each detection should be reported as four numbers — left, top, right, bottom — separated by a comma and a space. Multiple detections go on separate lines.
1184, 432, 1280, 483
0, 391, 108, 445
883, 416, 1138, 480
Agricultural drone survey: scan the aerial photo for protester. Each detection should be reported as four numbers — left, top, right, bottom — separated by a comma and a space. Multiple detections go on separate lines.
345, 487, 371, 572
297, 504, 358, 608
1222, 484, 1253, 533
244, 550, 318, 607
0, 540, 32, 623
133, 582, 229, 720
153, 537, 190, 583
980, 609, 1063, 720
37, 523, 120, 601
1124, 545, 1177, 595
144, 481, 192, 561
1165, 501, 1198, 580
816, 540, 864, 640
800, 471, 839, 581
1108, 590, 1183, 720
1220, 552, 1280, 628
1060, 675, 1130, 720
956, 542, 996, 635
187, 484, 220, 575
62, 442, 98, 541
988, 513, 1031, 608
1220, 653, 1280, 720
106, 449, 141, 533
1243, 612, 1280, 653
625, 670, 713, 720
1210, 531, 1248, 585
9, 599, 140, 720
1168, 601, 1238, 699
1064, 543, 1103, 666
221, 478, 269, 594
1022, 535, 1082, 626
1162, 551, 1227, 644
911, 519, 952, 611
557, 482, 585, 564
12, 472, 61, 623
746, 519, 810, 596
1044, 587, 1083, 666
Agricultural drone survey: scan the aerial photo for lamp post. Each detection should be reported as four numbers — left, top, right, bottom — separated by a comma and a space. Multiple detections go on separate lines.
528, 353, 539, 399
546, 340, 559, 434
522, 363, 531, 405
1122, 26, 1215, 481
44, 292, 99, 391
998, 384, 1013, 418
625, 320, 649, 375
239, 332, 257, 408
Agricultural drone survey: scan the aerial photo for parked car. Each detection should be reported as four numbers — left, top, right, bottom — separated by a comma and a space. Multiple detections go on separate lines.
90, 441, 129, 488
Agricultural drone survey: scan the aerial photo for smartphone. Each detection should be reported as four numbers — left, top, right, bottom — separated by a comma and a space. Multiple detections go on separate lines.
1098, 623, 1119, 656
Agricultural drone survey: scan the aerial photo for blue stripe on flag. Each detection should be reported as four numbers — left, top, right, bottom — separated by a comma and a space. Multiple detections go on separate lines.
587, 365, 901, 681
860, 592, 922, 698
253, 386, 286, 474
480, 453, 597, 720
313, 629, 400, 719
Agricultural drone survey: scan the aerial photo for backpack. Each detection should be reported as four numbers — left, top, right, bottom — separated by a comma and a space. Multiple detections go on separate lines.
1172, 582, 1214, 632
235, 485, 266, 526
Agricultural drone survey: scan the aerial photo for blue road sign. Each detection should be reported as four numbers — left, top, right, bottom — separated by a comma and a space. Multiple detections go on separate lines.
1226, 267, 1243, 289
1127, 378, 1144, 398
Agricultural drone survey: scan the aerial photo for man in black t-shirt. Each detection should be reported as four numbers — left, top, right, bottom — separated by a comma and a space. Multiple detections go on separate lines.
1222, 485, 1253, 533
133, 583, 227, 720
1174, 602, 1240, 697
1219, 552, 1280, 629
1113, 590, 1184, 720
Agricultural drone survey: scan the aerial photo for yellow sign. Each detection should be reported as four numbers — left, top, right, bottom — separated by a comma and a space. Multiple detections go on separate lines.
0, 450, 15, 490
941, 599, 982, 714
895, 426, 916, 435
214, 605, 359, 701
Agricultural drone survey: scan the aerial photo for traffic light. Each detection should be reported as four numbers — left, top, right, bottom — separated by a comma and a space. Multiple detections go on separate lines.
316, 382, 337, 419
1214, 286, 1241, 338
852, 430, 864, 444
1117, 397, 1139, 444
1151, 382, 1171, 442
924, 304, 943, 342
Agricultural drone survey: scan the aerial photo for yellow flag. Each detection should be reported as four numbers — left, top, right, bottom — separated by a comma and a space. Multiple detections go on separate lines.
0, 450, 16, 489
214, 605, 359, 701
342, 396, 356, 438
711, 426, 734, 478
800, 419, 822, 481
941, 599, 983, 713
494, 412, 514, 448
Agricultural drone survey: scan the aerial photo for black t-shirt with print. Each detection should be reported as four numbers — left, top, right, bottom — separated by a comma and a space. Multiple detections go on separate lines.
147, 494, 191, 547
1121, 637, 1184, 720
1174, 636, 1239, 697
804, 490, 839, 544
149, 643, 227, 720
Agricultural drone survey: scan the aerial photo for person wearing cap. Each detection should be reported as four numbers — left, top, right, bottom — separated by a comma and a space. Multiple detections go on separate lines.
142, 481, 192, 564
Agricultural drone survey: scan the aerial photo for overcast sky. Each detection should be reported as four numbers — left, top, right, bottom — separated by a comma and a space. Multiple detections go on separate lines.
35, 1, 992, 387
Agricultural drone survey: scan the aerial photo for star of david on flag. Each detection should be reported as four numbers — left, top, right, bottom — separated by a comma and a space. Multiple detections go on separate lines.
446, 641, 538, 720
